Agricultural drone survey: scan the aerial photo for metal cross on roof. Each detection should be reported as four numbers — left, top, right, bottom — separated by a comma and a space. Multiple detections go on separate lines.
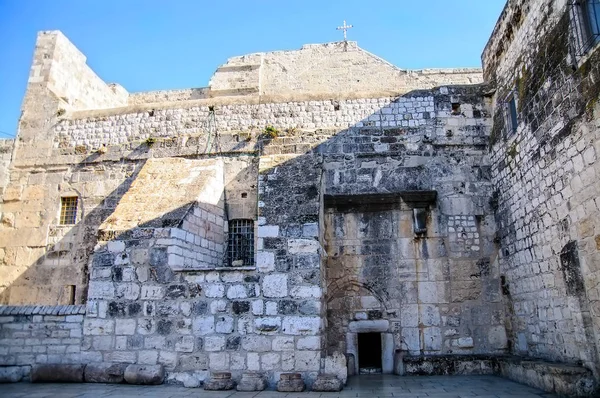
336, 20, 353, 41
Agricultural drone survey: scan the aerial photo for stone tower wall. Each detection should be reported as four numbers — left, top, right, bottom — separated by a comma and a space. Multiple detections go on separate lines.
483, 0, 600, 375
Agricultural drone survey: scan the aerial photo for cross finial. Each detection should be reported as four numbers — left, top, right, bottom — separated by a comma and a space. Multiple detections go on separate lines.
336, 20, 353, 41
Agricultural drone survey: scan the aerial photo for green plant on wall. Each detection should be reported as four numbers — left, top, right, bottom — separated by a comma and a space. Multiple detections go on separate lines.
262, 125, 279, 139
507, 142, 518, 159
145, 137, 157, 147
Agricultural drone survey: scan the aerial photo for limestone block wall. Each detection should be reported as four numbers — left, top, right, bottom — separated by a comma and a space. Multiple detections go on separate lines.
0, 139, 14, 197
0, 305, 85, 367
85, 226, 322, 385
315, 88, 502, 362
56, 93, 487, 151
209, 41, 483, 98
31, 31, 128, 112
251, 85, 503, 372
483, 0, 600, 375
0, 159, 142, 305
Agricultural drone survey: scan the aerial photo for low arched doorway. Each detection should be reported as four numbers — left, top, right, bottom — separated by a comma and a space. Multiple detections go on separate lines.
326, 282, 394, 374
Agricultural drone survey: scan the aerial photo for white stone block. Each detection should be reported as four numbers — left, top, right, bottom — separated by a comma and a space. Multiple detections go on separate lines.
294, 350, 320, 371
175, 336, 194, 352
107, 241, 125, 253
423, 327, 442, 351
205, 283, 225, 298
247, 353, 260, 371
288, 238, 320, 254
419, 304, 441, 326
296, 336, 320, 350
488, 326, 508, 349
138, 350, 159, 365
281, 316, 321, 335
263, 274, 288, 298
252, 300, 264, 315
210, 300, 227, 314
242, 335, 271, 352
256, 251, 275, 272
401, 327, 420, 353
272, 336, 294, 351
209, 352, 229, 370
266, 301, 278, 315
141, 285, 164, 300
258, 225, 279, 238
226, 285, 248, 299
290, 286, 321, 299
87, 281, 115, 299
417, 282, 438, 303
348, 320, 389, 333
192, 316, 214, 335
302, 223, 318, 237
115, 319, 136, 335
260, 352, 280, 370
83, 319, 114, 336
204, 336, 226, 351
457, 337, 474, 348
215, 316, 234, 333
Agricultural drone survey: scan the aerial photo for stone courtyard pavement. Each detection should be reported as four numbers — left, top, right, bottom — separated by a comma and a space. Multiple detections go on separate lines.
1, 375, 556, 397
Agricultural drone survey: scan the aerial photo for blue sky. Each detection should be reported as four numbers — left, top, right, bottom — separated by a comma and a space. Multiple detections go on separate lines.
0, 0, 506, 138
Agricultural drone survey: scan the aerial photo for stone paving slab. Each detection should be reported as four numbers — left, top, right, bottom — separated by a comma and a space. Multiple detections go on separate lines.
0, 375, 557, 398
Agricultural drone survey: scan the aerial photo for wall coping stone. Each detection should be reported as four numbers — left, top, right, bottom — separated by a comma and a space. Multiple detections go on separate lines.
0, 305, 86, 316
171, 266, 257, 272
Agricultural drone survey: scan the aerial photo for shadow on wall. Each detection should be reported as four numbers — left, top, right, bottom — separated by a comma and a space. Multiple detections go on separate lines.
0, 85, 505, 372
0, 153, 147, 305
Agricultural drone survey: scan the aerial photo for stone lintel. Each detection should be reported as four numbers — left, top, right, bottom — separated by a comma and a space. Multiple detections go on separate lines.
324, 191, 437, 210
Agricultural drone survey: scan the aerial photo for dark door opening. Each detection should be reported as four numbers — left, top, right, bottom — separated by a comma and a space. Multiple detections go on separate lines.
358, 332, 382, 374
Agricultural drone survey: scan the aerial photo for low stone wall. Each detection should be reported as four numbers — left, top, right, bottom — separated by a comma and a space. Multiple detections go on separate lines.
499, 357, 597, 397
401, 354, 598, 397
0, 305, 85, 374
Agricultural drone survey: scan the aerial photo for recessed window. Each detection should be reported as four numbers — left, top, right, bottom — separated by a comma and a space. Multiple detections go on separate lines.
503, 94, 518, 135
451, 102, 461, 115
413, 208, 427, 234
59, 197, 78, 225
227, 219, 254, 267
570, 0, 600, 56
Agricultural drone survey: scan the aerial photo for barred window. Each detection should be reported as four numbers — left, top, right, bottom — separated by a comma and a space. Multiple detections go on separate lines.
570, 0, 600, 56
227, 219, 254, 267
59, 197, 78, 225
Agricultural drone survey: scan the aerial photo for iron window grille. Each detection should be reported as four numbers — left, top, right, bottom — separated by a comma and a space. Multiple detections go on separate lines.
59, 197, 78, 225
226, 219, 254, 267
570, 0, 600, 56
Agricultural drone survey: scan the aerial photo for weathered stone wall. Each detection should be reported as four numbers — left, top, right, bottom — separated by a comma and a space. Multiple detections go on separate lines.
312, 87, 502, 366
0, 29, 507, 386
0, 159, 141, 305
482, 0, 600, 376
0, 139, 14, 197
209, 41, 483, 98
0, 305, 85, 367
29, 31, 128, 113
56, 94, 482, 151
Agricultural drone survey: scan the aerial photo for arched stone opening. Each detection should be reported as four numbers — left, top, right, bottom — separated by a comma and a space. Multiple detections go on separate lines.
326, 281, 394, 374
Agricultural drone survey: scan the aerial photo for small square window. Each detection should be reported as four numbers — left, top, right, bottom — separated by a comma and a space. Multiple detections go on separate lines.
227, 219, 254, 267
59, 197, 78, 225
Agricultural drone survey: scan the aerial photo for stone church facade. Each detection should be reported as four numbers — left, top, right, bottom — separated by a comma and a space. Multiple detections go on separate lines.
0, 0, 599, 395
